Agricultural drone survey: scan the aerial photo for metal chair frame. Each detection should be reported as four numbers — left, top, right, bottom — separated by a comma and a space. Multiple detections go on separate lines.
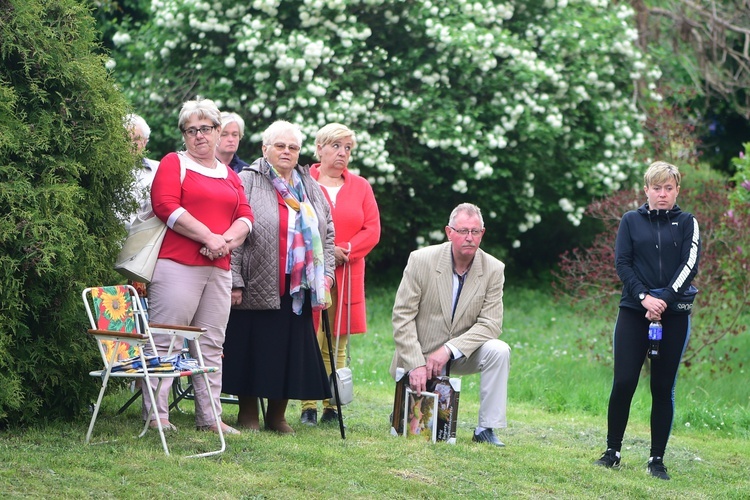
83, 285, 225, 458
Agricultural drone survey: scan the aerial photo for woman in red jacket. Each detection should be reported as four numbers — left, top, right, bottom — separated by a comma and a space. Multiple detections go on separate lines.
300, 123, 381, 425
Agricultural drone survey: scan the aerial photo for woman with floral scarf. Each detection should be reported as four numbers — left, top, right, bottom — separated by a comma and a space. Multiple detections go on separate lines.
222, 120, 335, 434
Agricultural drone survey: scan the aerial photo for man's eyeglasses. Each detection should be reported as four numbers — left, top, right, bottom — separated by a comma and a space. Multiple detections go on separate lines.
450, 226, 484, 236
183, 125, 215, 137
269, 143, 301, 153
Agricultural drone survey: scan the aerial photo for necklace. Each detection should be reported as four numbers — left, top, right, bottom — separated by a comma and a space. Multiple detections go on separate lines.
320, 174, 344, 187
186, 151, 217, 169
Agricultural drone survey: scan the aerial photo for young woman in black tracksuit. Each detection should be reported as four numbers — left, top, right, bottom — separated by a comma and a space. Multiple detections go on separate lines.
595, 161, 701, 480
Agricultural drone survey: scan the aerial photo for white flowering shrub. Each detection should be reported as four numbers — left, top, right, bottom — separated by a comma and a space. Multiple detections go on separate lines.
106, 0, 657, 270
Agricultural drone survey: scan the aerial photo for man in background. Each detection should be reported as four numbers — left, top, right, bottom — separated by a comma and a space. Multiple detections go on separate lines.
125, 113, 159, 226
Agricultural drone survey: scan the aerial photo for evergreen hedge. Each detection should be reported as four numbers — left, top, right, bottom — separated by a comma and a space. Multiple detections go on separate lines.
0, 0, 135, 425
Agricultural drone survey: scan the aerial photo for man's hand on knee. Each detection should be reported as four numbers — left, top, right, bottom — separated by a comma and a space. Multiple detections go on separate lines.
425, 345, 451, 380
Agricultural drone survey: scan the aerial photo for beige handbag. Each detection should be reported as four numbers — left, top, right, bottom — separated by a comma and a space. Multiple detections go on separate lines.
114, 209, 166, 283
114, 160, 184, 283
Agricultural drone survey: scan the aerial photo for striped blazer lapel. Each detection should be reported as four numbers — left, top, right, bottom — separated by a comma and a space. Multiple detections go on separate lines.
451, 250, 484, 330
435, 244, 454, 332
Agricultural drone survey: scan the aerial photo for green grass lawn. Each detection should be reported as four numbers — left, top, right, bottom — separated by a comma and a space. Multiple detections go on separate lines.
1, 285, 748, 498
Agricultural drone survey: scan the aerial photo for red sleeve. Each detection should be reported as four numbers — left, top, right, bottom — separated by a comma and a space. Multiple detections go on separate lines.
150, 152, 182, 222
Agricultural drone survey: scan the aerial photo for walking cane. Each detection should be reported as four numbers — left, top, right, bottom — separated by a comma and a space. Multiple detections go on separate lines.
322, 310, 346, 439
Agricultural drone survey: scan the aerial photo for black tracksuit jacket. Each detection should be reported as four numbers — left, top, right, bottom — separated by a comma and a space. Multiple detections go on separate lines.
615, 203, 701, 314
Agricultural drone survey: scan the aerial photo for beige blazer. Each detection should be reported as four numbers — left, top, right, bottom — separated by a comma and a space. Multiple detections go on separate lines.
390, 242, 505, 377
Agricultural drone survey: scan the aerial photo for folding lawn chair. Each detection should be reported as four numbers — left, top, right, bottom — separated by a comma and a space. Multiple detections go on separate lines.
82, 284, 225, 457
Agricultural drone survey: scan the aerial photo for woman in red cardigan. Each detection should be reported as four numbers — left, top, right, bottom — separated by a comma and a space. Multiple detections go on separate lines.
301, 123, 381, 425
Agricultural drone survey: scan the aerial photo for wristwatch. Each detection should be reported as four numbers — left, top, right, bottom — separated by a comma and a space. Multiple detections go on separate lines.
638, 292, 647, 301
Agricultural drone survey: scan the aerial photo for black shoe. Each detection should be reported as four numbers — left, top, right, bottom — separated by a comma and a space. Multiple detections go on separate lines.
594, 448, 621, 468
647, 457, 670, 480
300, 409, 317, 426
320, 408, 339, 424
472, 428, 505, 447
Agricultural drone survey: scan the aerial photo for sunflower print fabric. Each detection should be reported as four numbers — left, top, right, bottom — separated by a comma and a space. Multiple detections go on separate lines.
92, 286, 140, 361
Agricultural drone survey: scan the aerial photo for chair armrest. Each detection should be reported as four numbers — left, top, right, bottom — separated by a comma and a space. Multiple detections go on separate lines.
149, 323, 207, 341
149, 323, 206, 333
87, 329, 148, 341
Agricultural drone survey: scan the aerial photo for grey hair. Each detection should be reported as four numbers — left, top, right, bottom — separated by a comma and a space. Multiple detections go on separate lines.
221, 111, 245, 138
262, 120, 304, 147
178, 98, 222, 132
124, 113, 150, 140
449, 203, 484, 228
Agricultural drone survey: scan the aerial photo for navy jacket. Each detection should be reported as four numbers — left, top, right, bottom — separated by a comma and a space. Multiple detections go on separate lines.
228, 153, 249, 174
616, 203, 700, 314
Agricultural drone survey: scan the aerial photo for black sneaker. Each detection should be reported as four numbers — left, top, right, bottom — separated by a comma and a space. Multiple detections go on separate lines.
594, 448, 621, 468
320, 408, 339, 424
647, 457, 670, 480
472, 428, 505, 447
300, 408, 317, 426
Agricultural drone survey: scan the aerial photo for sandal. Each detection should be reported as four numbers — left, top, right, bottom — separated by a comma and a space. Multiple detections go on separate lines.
197, 422, 241, 435
148, 419, 177, 432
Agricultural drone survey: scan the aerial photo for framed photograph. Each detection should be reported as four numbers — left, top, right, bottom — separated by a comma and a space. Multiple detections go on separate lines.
431, 376, 461, 444
403, 388, 438, 443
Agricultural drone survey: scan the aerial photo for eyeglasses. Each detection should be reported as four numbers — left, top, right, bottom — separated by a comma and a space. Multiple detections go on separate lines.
450, 227, 484, 236
183, 125, 215, 137
269, 143, 301, 153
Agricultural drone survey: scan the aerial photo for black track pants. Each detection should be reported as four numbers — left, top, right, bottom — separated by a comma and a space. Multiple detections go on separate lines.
605, 307, 690, 458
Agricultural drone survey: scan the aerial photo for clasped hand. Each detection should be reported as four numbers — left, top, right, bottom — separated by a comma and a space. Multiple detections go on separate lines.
642, 295, 667, 321
200, 233, 234, 260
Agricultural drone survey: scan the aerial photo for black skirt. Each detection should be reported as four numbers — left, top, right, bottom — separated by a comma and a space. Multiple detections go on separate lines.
222, 285, 332, 401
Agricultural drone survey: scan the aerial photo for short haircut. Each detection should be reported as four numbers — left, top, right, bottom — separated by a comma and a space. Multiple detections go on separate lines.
124, 113, 150, 140
220, 111, 245, 138
644, 161, 681, 188
449, 203, 484, 228
178, 98, 221, 132
313, 123, 357, 160
262, 120, 304, 147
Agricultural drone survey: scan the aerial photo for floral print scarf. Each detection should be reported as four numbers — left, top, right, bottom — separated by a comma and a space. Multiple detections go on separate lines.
267, 161, 331, 314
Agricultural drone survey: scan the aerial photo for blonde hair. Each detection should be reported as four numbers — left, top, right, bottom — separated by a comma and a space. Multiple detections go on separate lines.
644, 161, 681, 188
314, 123, 357, 160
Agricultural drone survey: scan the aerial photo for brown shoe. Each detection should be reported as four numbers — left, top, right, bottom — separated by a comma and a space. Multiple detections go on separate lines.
265, 398, 295, 435
236, 396, 261, 431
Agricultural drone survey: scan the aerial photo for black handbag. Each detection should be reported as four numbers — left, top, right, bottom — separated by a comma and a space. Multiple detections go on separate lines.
650, 285, 698, 312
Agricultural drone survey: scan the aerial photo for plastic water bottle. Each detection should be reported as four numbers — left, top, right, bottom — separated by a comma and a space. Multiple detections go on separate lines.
648, 321, 662, 359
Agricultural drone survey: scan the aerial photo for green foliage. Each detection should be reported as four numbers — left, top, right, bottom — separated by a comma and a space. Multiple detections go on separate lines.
729, 143, 750, 207
102, 0, 659, 270
0, 0, 136, 424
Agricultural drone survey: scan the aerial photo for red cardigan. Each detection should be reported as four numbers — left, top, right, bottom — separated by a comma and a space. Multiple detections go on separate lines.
311, 164, 381, 335
151, 152, 254, 270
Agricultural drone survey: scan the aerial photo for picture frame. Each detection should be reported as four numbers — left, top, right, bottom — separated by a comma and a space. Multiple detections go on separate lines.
403, 387, 438, 443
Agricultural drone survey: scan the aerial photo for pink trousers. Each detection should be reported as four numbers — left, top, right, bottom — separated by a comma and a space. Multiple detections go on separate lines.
142, 258, 231, 427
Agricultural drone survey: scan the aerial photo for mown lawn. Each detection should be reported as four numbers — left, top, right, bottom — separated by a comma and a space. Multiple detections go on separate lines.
1, 285, 748, 498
